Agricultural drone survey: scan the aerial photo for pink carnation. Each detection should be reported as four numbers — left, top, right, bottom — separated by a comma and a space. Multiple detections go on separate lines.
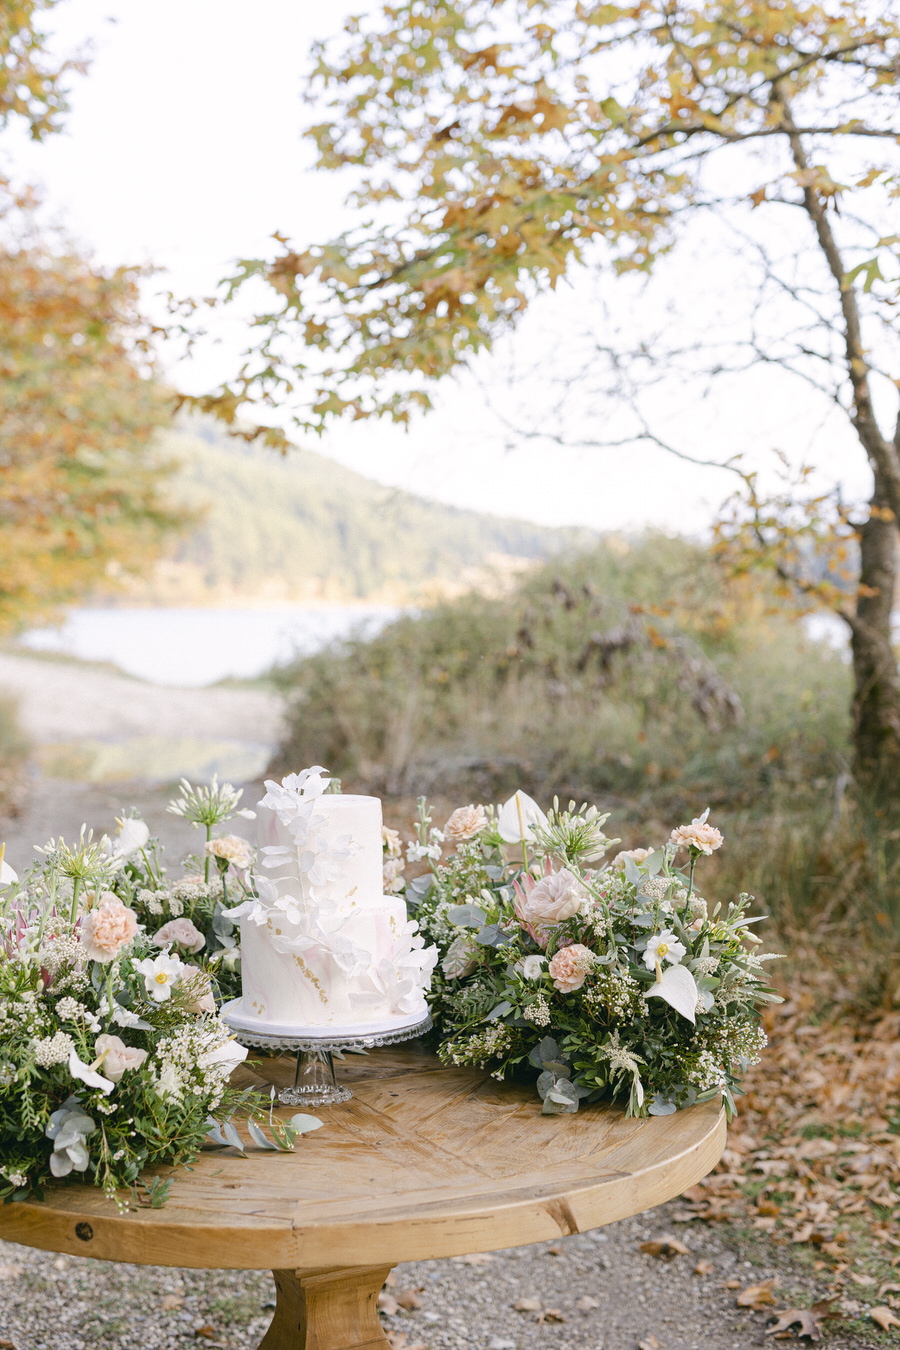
152, 918, 205, 953
548, 943, 595, 993
80, 900, 139, 963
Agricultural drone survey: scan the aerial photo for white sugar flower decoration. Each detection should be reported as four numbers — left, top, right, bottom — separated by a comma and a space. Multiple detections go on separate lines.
642, 930, 686, 971
134, 949, 185, 1002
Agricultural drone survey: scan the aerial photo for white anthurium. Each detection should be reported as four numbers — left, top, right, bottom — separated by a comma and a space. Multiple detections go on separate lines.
133, 949, 185, 1002
0, 847, 17, 887
67, 1048, 116, 1096
497, 791, 548, 844
199, 1034, 249, 1075
646, 964, 699, 1024
113, 817, 151, 858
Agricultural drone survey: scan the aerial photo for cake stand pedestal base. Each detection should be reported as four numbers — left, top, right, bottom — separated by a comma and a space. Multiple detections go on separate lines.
220, 1004, 433, 1106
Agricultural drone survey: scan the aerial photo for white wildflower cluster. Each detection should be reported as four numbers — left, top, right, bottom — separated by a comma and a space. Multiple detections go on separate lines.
445, 1023, 515, 1068
524, 993, 551, 1026
583, 966, 641, 1019
0, 1061, 17, 1086
1, 1168, 27, 1188
37, 932, 80, 972
638, 876, 672, 903
137, 887, 167, 916
687, 1050, 728, 1093
32, 1032, 75, 1066
148, 1024, 238, 1111
406, 840, 443, 864
691, 955, 720, 978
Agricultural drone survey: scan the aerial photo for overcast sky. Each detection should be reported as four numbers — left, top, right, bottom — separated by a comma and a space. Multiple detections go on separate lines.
4, 0, 876, 534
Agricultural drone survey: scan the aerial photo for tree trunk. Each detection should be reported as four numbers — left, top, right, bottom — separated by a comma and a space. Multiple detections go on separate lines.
849, 481, 900, 792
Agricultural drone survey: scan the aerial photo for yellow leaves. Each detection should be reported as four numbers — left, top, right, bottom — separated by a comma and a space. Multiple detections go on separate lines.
870, 1305, 900, 1332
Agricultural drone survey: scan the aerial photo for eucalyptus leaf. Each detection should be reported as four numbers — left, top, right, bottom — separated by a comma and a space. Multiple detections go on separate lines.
486, 1000, 513, 1021
475, 923, 512, 947
647, 1095, 678, 1116
222, 1120, 246, 1154
623, 855, 643, 887
645, 849, 667, 876
447, 903, 487, 929
247, 1119, 279, 1151
528, 1036, 561, 1068
288, 1114, 324, 1134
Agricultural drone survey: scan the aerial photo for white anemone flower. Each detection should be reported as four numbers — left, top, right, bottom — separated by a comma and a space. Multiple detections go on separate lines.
642, 930, 687, 971
134, 948, 185, 1002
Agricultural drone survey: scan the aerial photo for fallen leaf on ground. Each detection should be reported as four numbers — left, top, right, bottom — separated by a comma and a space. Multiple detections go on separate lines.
161, 1294, 184, 1311
640, 1235, 691, 1259
737, 1279, 777, 1309
0, 1265, 23, 1278
192, 1329, 220, 1343
765, 1298, 838, 1342
384, 1270, 397, 1286
449, 1252, 495, 1265
850, 1272, 877, 1286
386, 1334, 427, 1350
576, 1295, 601, 1310
378, 1292, 399, 1315
0, 1339, 17, 1349
694, 1260, 716, 1276
546, 1244, 564, 1255
871, 1306, 900, 1331
513, 1298, 542, 1313
395, 1289, 423, 1311
638, 1336, 664, 1350
534, 1308, 566, 1324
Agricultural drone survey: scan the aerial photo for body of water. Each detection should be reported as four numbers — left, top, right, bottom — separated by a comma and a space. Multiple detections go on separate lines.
19, 605, 401, 688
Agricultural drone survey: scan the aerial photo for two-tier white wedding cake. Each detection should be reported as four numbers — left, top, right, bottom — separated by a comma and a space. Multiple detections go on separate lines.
223, 768, 437, 1036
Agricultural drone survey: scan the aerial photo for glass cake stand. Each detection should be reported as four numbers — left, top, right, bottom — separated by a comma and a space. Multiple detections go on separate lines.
220, 999, 433, 1106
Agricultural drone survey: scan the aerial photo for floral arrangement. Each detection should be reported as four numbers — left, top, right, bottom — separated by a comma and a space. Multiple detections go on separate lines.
408, 794, 780, 1118
0, 776, 266, 1207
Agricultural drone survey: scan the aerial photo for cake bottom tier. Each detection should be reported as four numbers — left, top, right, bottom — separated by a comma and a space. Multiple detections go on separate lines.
236, 897, 426, 1031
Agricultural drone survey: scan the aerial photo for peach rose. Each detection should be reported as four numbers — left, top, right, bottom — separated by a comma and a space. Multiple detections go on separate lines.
548, 943, 594, 993
80, 899, 139, 962
152, 918, 205, 953
610, 848, 653, 870
177, 967, 216, 1014
443, 805, 488, 842
94, 1033, 148, 1082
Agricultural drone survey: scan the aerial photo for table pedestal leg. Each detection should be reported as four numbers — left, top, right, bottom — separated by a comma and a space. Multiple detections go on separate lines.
260, 1266, 395, 1350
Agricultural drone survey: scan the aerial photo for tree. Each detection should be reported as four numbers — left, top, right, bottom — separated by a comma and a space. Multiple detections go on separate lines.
0, 240, 185, 631
195, 0, 900, 790
0, 2, 186, 631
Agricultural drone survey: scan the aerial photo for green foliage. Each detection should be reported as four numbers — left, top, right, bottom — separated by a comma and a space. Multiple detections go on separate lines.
191, 0, 900, 435
0, 0, 84, 141
135, 420, 594, 602
271, 534, 851, 809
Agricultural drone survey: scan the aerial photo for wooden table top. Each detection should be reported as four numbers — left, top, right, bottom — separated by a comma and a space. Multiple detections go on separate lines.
0, 1043, 725, 1273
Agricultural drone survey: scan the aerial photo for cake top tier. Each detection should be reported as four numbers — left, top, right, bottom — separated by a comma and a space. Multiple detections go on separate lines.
257, 769, 384, 909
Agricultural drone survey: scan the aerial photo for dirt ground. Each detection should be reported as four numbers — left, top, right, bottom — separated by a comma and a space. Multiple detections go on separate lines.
0, 654, 880, 1350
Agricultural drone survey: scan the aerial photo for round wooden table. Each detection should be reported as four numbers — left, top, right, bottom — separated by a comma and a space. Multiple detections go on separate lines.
0, 1042, 726, 1350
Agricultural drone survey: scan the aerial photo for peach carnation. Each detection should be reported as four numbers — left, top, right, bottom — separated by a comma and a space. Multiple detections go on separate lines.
79, 899, 139, 963
207, 835, 253, 869
610, 848, 652, 870
669, 812, 724, 856
548, 943, 595, 993
443, 805, 488, 842
152, 917, 205, 953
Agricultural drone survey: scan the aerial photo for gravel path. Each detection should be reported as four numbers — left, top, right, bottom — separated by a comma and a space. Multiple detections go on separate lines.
0, 654, 874, 1350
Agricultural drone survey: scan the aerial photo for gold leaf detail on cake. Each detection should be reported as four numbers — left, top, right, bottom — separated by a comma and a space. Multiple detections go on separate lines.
251, 1000, 266, 1015
292, 953, 328, 1004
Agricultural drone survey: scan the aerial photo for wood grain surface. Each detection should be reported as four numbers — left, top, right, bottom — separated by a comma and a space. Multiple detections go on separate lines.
0, 1042, 726, 1272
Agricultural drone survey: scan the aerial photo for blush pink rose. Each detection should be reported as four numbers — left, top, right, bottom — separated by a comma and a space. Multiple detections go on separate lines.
80, 900, 139, 962
177, 966, 216, 1014
94, 1033, 148, 1082
513, 867, 588, 948
548, 943, 594, 993
152, 918, 205, 953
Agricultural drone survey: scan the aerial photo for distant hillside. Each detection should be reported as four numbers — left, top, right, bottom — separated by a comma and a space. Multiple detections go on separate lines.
109, 422, 598, 604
